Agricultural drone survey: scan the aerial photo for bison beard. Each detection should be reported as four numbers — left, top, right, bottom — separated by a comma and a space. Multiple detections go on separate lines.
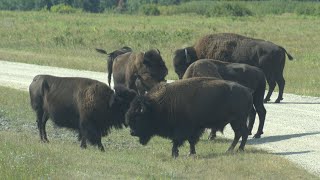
125, 78, 253, 158
173, 33, 293, 103
29, 75, 136, 151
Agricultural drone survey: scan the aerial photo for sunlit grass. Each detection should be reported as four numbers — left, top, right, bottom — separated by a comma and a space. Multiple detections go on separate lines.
0, 11, 319, 96
0, 85, 318, 179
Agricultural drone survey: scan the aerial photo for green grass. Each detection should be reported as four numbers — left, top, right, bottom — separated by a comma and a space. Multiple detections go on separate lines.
0, 85, 318, 179
0, 11, 319, 97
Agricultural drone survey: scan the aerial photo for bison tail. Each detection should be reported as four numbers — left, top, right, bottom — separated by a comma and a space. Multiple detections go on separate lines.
41, 79, 50, 96
279, 46, 293, 60
95, 48, 108, 55
107, 57, 114, 86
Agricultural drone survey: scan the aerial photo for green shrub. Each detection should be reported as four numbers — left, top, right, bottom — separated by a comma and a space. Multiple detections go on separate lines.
140, 4, 160, 16
295, 4, 320, 16
209, 3, 253, 17
50, 4, 78, 14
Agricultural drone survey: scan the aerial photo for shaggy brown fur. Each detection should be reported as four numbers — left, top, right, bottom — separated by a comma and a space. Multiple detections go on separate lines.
183, 59, 267, 139
125, 77, 252, 158
112, 49, 168, 95
29, 75, 136, 151
96, 46, 133, 86
173, 33, 293, 103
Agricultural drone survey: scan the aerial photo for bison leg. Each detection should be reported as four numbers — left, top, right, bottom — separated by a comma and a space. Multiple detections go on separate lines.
253, 99, 266, 138
37, 110, 49, 143
188, 130, 202, 156
172, 140, 184, 158
247, 106, 256, 136
79, 122, 88, 149
238, 123, 249, 151
227, 121, 242, 152
275, 75, 285, 103
264, 76, 276, 103
208, 128, 217, 140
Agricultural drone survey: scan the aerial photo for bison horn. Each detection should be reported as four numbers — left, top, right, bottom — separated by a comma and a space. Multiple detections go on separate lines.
156, 49, 161, 55
185, 48, 191, 64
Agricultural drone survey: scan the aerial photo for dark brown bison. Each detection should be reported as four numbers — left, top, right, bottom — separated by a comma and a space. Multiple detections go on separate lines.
29, 75, 136, 151
96, 46, 133, 86
125, 77, 253, 158
173, 33, 293, 103
183, 59, 266, 139
112, 49, 168, 95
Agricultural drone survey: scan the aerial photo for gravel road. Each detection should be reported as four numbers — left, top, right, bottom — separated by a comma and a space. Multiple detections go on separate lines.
0, 60, 320, 176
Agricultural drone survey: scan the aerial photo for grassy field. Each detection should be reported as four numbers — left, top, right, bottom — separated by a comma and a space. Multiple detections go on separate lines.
0, 85, 318, 179
0, 11, 319, 96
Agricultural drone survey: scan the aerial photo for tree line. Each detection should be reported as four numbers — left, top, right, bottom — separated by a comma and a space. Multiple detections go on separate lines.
0, 0, 182, 12
0, 0, 318, 13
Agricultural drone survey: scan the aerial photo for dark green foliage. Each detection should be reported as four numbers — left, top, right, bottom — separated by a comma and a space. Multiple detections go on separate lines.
140, 4, 160, 15
83, 0, 101, 12
50, 3, 79, 13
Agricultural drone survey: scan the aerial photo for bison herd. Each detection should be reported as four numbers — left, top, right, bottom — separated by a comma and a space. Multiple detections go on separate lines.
29, 33, 293, 157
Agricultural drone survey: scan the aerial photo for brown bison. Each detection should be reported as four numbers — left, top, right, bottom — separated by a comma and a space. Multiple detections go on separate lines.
125, 77, 253, 158
29, 75, 136, 151
183, 59, 267, 139
96, 46, 133, 86
112, 49, 168, 95
173, 33, 293, 103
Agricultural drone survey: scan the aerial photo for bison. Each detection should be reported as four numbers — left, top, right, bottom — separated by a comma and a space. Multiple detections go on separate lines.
173, 33, 293, 103
96, 46, 133, 86
112, 49, 168, 94
29, 75, 136, 151
183, 59, 267, 139
125, 77, 253, 158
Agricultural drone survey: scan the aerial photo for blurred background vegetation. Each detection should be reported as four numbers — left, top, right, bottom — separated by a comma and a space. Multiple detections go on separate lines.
0, 0, 320, 16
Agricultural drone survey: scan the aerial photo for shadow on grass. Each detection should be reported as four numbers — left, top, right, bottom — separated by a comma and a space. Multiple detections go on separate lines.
247, 131, 320, 145
272, 150, 313, 156
265, 102, 320, 104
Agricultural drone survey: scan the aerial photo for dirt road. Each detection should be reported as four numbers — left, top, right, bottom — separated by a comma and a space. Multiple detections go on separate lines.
0, 60, 319, 176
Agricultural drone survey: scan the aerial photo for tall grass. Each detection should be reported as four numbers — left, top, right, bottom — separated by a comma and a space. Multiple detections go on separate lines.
0, 11, 319, 96
0, 86, 318, 179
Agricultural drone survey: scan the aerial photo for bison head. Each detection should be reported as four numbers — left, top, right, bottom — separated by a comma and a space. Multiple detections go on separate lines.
143, 49, 168, 80
125, 96, 154, 145
111, 85, 137, 128
173, 47, 198, 79
136, 49, 168, 92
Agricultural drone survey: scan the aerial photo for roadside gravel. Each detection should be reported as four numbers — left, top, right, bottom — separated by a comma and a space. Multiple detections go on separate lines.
0, 60, 319, 176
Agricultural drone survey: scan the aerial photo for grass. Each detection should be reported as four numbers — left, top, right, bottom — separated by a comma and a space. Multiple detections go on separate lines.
0, 11, 319, 96
0, 85, 318, 179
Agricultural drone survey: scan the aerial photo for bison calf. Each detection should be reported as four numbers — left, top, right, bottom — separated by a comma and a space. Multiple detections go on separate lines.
183, 59, 267, 138
29, 75, 136, 151
125, 77, 253, 158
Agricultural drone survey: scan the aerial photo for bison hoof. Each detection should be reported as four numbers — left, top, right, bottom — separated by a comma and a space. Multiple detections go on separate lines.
275, 99, 281, 103
263, 98, 270, 103
253, 134, 262, 138
248, 132, 252, 135
40, 139, 49, 143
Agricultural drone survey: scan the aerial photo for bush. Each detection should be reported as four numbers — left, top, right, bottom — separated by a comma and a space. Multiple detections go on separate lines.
295, 5, 320, 16
50, 4, 78, 13
140, 4, 160, 15
209, 3, 253, 17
